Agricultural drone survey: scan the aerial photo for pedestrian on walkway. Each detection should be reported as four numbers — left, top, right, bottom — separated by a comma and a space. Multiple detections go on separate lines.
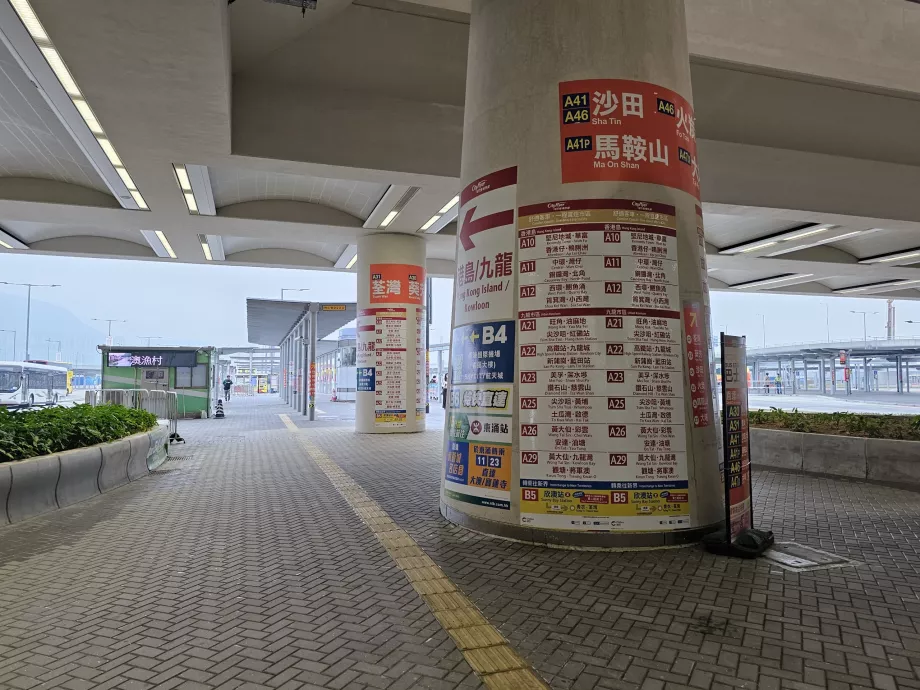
441, 373, 448, 409
223, 376, 233, 401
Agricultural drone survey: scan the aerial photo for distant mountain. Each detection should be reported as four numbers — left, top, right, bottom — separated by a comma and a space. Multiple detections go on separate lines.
0, 295, 106, 366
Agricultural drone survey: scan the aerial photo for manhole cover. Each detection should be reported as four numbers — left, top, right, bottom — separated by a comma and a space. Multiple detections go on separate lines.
764, 542, 861, 572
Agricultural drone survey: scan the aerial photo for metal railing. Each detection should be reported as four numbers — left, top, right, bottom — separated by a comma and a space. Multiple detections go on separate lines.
85, 388, 179, 442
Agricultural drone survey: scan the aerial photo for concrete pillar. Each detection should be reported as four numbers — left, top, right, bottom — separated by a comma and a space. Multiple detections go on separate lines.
356, 233, 427, 434
440, 0, 722, 547
820, 358, 826, 394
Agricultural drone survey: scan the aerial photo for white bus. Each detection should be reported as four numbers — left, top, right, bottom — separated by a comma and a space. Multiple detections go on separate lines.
0, 361, 69, 407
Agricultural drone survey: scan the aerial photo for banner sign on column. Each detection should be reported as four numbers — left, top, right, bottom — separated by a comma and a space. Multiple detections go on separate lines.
358, 307, 408, 428
721, 334, 752, 541
370, 263, 424, 305
517, 198, 690, 531
559, 79, 700, 199
455, 167, 517, 326
444, 319, 515, 511
683, 302, 710, 428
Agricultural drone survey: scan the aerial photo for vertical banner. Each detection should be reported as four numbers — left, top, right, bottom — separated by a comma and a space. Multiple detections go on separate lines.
721, 334, 752, 542
309, 362, 316, 408
683, 302, 710, 428
559, 79, 700, 199
415, 306, 426, 422
445, 167, 518, 509
358, 262, 425, 429
516, 199, 690, 531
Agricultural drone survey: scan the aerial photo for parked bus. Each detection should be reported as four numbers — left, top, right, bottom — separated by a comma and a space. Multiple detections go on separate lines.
0, 361, 69, 407
25, 359, 74, 394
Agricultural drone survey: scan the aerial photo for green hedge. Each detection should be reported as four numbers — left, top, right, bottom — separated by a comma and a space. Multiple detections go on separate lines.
0, 404, 158, 463
749, 407, 920, 441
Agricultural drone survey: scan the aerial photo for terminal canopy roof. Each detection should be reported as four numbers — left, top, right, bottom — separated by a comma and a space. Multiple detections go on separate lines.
246, 299, 357, 346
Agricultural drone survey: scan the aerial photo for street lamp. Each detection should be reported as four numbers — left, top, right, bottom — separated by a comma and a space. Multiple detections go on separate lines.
45, 339, 61, 361
0, 282, 60, 360
281, 288, 310, 300
0, 329, 16, 360
138, 336, 163, 346
820, 302, 831, 342
755, 314, 766, 348
850, 310, 878, 346
92, 318, 127, 345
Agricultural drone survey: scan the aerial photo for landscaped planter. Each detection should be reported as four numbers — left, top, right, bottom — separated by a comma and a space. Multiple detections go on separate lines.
751, 427, 920, 486
0, 424, 168, 525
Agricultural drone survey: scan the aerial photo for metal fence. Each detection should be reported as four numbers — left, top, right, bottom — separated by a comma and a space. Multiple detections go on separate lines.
85, 388, 179, 442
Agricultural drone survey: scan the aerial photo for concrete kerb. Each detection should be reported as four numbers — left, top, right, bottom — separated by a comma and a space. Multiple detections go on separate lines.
7, 454, 60, 523
752, 427, 920, 486
56, 446, 103, 508
98, 437, 131, 492
127, 433, 150, 481
146, 424, 169, 471
2, 430, 160, 525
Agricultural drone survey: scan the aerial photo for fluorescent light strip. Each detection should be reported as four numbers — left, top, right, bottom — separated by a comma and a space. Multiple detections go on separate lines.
879, 252, 920, 263
732, 274, 814, 290
10, 0, 148, 211
346, 254, 358, 269
835, 280, 904, 294
0, 240, 11, 249
201, 242, 212, 261
738, 241, 778, 253
184, 192, 199, 214
380, 210, 399, 227
154, 230, 176, 259
780, 226, 830, 241
438, 195, 459, 214
174, 164, 191, 192
420, 214, 441, 231
114, 167, 136, 191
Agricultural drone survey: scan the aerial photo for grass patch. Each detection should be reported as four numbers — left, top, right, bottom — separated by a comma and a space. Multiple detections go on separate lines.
0, 404, 158, 463
750, 407, 920, 441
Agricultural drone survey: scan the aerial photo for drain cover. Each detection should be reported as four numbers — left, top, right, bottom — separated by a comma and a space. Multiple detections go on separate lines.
764, 542, 861, 572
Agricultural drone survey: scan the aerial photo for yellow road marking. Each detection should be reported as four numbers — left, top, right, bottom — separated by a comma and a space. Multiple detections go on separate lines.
286, 426, 549, 689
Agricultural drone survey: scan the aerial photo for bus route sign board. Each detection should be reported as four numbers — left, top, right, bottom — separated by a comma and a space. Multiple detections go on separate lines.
720, 334, 752, 543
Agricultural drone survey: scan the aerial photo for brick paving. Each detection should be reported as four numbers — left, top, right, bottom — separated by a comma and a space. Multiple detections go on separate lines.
1, 396, 920, 689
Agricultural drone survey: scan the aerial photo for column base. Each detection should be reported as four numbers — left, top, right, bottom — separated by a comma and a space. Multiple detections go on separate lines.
441, 501, 722, 550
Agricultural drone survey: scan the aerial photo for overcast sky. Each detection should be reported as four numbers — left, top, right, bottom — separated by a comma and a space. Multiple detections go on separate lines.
1, 253, 917, 359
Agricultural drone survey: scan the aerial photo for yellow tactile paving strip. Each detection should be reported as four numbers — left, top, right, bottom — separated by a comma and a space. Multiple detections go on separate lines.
279, 415, 549, 690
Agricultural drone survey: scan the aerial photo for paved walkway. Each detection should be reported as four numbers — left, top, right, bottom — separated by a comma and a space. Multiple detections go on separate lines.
1, 397, 919, 690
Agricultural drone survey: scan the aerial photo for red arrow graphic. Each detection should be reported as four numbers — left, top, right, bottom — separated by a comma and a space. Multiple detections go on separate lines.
459, 207, 514, 251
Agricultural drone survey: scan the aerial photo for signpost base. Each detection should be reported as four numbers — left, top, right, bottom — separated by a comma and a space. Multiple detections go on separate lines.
703, 528, 775, 558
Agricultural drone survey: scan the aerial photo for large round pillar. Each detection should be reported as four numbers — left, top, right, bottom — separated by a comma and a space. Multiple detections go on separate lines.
440, 0, 723, 547
356, 233, 427, 434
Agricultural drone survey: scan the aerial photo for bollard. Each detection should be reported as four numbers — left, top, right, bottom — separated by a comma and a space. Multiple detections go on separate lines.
215, 398, 225, 419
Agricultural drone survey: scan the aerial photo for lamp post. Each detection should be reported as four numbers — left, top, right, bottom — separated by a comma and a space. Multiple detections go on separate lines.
0, 282, 61, 360
46, 339, 62, 361
281, 288, 310, 300
850, 310, 878, 346
755, 314, 766, 348
821, 302, 830, 342
0, 329, 16, 360
92, 318, 127, 346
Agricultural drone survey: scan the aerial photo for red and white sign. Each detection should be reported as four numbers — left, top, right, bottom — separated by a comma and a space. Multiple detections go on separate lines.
559, 79, 700, 199
455, 167, 517, 326
370, 264, 424, 305
683, 302, 710, 428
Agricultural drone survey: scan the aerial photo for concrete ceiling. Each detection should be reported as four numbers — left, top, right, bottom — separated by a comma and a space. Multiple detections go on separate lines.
0, 0, 916, 300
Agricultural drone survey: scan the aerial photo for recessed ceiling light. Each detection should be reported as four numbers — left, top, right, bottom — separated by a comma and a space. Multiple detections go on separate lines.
130, 190, 148, 210
155, 230, 176, 259
346, 254, 358, 269
420, 215, 440, 231
380, 210, 399, 227
71, 99, 103, 135
96, 138, 122, 167
38, 46, 80, 97
738, 241, 778, 253
438, 196, 459, 214
114, 167, 136, 191
174, 165, 191, 192
732, 274, 814, 289
201, 242, 212, 261
0, 240, 11, 249
10, 0, 48, 42
184, 192, 198, 214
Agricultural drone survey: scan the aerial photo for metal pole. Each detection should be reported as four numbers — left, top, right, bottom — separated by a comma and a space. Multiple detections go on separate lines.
309, 307, 317, 421
863, 356, 869, 392
25, 285, 31, 360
